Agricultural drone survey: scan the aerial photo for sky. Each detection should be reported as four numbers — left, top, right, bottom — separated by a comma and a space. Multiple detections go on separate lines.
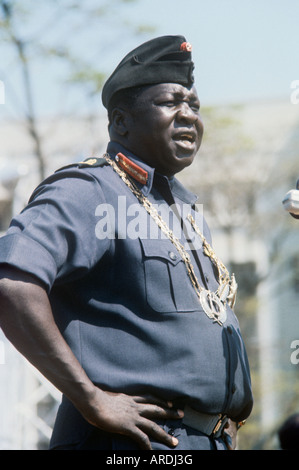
122, 0, 299, 105
0, 0, 299, 119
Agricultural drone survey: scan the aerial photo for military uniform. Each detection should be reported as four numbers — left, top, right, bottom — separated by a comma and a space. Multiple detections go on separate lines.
0, 35, 253, 450
0, 140, 253, 449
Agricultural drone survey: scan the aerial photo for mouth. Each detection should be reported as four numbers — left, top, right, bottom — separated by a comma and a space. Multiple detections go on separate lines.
172, 131, 197, 151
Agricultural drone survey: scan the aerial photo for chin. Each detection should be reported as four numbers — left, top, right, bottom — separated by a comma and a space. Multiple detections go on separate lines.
164, 158, 193, 177
175, 153, 195, 169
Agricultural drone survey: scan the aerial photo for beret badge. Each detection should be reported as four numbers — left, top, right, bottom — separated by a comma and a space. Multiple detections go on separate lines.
180, 42, 192, 52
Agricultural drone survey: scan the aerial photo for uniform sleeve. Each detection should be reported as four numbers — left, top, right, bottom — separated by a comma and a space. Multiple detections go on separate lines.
0, 169, 111, 293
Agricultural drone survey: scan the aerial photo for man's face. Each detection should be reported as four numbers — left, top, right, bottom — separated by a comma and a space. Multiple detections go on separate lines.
124, 83, 204, 177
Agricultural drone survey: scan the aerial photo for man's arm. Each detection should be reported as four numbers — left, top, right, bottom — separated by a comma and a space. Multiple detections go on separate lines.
0, 266, 182, 450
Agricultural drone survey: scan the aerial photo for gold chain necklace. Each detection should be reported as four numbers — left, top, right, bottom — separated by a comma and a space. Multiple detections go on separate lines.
104, 153, 237, 326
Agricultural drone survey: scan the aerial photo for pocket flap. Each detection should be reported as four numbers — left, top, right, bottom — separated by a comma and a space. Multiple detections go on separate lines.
139, 238, 182, 266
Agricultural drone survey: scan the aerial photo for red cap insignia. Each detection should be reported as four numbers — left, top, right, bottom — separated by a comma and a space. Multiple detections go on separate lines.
180, 42, 192, 52
116, 153, 148, 185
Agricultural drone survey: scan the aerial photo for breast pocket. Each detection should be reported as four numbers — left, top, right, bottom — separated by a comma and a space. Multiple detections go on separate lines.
139, 238, 198, 313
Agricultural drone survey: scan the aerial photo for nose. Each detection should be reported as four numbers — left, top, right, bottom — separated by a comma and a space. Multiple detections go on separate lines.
176, 102, 199, 124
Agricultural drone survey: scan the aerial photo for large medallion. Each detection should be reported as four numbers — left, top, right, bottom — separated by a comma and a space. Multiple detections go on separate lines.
200, 290, 227, 325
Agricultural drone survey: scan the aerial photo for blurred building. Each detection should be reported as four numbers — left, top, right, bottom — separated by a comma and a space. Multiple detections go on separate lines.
0, 99, 299, 449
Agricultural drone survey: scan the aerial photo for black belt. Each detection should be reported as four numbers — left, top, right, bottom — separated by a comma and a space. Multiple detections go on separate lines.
182, 405, 228, 438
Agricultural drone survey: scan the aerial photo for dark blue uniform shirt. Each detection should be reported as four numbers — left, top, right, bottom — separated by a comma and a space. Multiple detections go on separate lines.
0, 141, 253, 448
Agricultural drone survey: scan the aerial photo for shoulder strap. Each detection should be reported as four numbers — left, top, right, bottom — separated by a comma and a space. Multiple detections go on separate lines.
77, 157, 108, 168
55, 156, 108, 173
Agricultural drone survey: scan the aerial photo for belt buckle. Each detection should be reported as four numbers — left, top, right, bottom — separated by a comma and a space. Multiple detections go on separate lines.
212, 414, 227, 436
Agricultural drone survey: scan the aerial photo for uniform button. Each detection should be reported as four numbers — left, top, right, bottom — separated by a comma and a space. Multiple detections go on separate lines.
169, 251, 177, 261
204, 273, 209, 283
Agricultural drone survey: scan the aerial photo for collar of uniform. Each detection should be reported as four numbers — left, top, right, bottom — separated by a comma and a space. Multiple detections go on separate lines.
169, 177, 198, 206
106, 142, 155, 196
106, 141, 198, 205
154, 172, 198, 206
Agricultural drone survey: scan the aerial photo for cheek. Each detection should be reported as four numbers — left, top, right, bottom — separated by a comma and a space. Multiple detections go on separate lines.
196, 120, 204, 143
133, 109, 174, 147
150, 124, 171, 144
199, 116, 204, 132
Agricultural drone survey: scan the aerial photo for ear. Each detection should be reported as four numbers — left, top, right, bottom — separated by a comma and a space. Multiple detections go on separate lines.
110, 107, 129, 137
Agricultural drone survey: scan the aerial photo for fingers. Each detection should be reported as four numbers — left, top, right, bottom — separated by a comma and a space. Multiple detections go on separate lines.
94, 391, 183, 450
139, 403, 184, 421
114, 394, 183, 450
130, 396, 183, 450
133, 394, 184, 420
125, 426, 153, 450
133, 394, 173, 408
126, 417, 179, 450
139, 418, 179, 448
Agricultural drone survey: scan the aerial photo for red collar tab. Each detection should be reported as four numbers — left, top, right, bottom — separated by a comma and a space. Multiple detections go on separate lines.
116, 153, 148, 185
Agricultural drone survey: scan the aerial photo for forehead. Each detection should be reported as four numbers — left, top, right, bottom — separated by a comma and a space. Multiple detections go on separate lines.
137, 83, 199, 101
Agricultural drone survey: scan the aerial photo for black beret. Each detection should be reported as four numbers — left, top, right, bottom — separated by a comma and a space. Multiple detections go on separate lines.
102, 35, 195, 109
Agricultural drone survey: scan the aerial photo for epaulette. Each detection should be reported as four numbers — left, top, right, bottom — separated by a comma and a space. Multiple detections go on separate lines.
77, 157, 108, 168
55, 157, 108, 173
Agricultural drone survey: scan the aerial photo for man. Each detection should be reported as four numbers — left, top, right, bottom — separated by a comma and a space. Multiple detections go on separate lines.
0, 35, 253, 450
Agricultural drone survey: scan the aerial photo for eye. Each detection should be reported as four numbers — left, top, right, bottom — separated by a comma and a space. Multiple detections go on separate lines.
160, 100, 176, 107
155, 95, 178, 107
189, 100, 200, 113
191, 104, 200, 113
